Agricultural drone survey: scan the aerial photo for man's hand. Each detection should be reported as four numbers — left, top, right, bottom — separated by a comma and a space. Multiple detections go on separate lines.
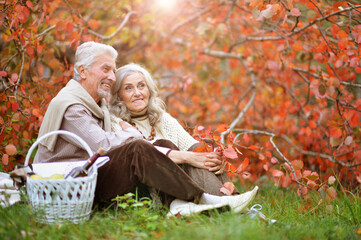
118, 120, 134, 130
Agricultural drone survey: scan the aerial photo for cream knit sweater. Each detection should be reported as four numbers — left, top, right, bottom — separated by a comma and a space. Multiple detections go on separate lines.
110, 112, 198, 151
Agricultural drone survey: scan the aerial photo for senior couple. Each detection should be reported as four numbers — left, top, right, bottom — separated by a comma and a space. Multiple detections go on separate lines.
34, 41, 258, 216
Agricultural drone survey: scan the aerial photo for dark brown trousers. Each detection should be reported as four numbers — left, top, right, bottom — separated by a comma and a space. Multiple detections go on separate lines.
94, 140, 204, 204
94, 139, 238, 205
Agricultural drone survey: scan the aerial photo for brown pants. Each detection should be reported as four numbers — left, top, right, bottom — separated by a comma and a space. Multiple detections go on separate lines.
94, 140, 205, 204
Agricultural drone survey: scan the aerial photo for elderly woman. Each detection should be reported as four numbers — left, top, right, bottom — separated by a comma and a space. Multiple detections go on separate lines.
109, 63, 258, 215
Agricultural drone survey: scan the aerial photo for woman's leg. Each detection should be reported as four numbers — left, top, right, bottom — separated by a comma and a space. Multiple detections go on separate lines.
152, 139, 239, 196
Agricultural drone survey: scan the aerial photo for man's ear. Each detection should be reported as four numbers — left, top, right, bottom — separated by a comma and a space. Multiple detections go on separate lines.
79, 65, 87, 79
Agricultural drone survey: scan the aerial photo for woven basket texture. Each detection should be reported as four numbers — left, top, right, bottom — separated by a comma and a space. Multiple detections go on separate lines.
26, 168, 97, 224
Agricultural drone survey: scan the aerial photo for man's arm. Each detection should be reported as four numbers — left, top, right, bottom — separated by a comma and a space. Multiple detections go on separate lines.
61, 104, 143, 153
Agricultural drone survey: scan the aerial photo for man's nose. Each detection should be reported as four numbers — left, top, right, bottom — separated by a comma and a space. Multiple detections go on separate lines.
109, 71, 116, 82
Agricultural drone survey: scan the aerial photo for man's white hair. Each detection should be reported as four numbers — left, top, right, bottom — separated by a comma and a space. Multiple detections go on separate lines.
73, 41, 118, 81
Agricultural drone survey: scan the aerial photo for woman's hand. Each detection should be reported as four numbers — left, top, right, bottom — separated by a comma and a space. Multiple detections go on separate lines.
168, 151, 224, 172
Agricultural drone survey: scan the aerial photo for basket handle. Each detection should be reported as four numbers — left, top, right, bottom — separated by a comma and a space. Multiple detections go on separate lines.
25, 130, 93, 166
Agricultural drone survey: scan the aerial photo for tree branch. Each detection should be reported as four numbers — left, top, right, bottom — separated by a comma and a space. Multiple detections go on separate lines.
220, 72, 256, 144
87, 11, 136, 41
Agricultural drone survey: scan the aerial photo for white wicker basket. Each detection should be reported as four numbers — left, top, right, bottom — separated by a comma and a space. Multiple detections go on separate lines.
25, 130, 98, 224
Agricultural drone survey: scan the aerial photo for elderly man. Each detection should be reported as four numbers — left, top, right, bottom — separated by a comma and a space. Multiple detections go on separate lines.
34, 41, 258, 216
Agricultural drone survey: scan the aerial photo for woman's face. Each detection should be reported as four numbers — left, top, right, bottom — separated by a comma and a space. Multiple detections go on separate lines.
118, 73, 150, 113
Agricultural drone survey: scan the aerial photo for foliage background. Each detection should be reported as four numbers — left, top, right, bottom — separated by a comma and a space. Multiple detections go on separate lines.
1, 0, 360, 200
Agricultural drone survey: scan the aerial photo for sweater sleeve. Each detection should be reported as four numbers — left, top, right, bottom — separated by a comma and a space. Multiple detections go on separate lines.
161, 113, 199, 151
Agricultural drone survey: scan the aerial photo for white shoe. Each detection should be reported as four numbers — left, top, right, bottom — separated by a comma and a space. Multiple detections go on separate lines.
200, 186, 259, 213
166, 199, 228, 218
232, 186, 259, 213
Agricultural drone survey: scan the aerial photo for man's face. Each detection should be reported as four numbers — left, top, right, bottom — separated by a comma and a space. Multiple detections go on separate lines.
79, 54, 116, 103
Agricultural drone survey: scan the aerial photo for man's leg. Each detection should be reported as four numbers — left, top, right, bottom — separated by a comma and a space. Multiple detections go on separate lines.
94, 140, 204, 204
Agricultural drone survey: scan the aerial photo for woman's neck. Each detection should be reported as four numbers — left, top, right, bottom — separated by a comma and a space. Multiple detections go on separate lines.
130, 108, 148, 120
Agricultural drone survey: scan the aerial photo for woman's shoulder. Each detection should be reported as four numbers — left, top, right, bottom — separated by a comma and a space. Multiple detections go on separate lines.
160, 112, 179, 125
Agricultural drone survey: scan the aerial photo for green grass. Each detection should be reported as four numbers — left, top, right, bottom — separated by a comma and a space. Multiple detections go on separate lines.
1, 183, 360, 240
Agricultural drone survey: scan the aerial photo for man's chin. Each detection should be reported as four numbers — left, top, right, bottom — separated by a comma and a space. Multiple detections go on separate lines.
97, 89, 110, 99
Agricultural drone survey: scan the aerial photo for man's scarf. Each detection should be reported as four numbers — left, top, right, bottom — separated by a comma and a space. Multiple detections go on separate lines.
38, 79, 111, 151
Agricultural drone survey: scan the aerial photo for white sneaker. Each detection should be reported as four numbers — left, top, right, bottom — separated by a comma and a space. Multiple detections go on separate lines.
200, 186, 259, 213
166, 199, 228, 218
232, 186, 259, 213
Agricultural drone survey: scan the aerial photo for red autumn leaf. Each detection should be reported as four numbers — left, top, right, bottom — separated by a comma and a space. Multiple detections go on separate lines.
297, 186, 308, 196
309, 120, 316, 129
325, 186, 337, 200
5, 144, 17, 155
88, 19, 99, 29
290, 8, 301, 17
272, 169, 284, 177
329, 126, 342, 138
258, 153, 266, 161
0, 71, 7, 77
236, 158, 249, 173
248, 145, 259, 150
216, 124, 229, 133
223, 147, 238, 159
26, 0, 34, 9
291, 159, 304, 170
282, 175, 292, 188
292, 41, 303, 52
213, 135, 221, 141
2, 154, 9, 165
243, 133, 250, 143
264, 151, 272, 158
12, 102, 19, 112
337, 38, 348, 49
220, 181, 235, 196
271, 157, 279, 164
307, 180, 319, 190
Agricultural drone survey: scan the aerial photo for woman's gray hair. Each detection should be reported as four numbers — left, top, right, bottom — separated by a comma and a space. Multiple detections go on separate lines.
73, 41, 118, 81
109, 63, 166, 126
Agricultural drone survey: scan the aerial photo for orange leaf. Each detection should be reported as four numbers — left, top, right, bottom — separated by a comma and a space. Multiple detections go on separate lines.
292, 41, 303, 51
290, 8, 301, 17
88, 19, 99, 29
243, 133, 250, 143
2, 154, 9, 165
216, 124, 229, 133
5, 144, 17, 155
291, 159, 304, 170
224, 147, 238, 159
236, 158, 249, 173
326, 186, 337, 200
265, 151, 272, 158
12, 102, 19, 112
329, 126, 342, 138
271, 157, 279, 164
220, 181, 235, 196
309, 120, 316, 129
248, 145, 259, 150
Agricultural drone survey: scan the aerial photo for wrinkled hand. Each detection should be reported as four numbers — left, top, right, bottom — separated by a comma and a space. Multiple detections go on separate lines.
190, 152, 224, 172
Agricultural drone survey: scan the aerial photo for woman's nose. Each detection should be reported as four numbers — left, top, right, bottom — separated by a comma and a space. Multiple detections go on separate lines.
133, 88, 141, 95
